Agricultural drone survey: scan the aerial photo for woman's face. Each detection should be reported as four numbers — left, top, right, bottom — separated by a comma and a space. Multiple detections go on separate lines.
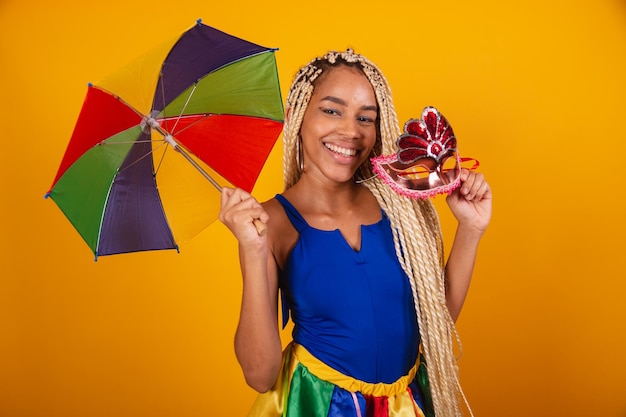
299, 65, 378, 184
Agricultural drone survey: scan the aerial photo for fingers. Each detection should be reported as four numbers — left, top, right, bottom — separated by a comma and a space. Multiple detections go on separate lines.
220, 186, 234, 210
458, 169, 490, 201
220, 187, 257, 215
219, 187, 269, 233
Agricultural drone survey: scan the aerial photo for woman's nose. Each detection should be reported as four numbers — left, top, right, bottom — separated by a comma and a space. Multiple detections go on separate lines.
337, 117, 360, 138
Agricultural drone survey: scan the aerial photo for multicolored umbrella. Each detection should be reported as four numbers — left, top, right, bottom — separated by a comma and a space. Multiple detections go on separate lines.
46, 20, 284, 259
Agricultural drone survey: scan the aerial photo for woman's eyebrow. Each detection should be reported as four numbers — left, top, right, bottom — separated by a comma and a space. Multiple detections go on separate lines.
320, 96, 346, 106
320, 96, 378, 112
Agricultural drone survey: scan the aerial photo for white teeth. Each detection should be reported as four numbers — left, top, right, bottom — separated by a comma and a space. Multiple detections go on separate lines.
325, 143, 357, 157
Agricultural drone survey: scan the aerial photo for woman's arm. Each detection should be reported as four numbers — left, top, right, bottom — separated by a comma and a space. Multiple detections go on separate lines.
219, 188, 283, 392
444, 170, 492, 321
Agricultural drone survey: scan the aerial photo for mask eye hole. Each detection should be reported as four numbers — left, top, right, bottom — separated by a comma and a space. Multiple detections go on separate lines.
395, 158, 437, 180
439, 155, 460, 184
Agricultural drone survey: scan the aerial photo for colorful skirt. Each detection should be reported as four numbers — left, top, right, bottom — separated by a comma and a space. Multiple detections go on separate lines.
247, 343, 432, 417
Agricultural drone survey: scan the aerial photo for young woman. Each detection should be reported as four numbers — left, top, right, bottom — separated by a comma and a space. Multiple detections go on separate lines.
219, 49, 492, 417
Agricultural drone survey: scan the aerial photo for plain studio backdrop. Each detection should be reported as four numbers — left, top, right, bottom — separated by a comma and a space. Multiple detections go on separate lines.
1, 0, 625, 416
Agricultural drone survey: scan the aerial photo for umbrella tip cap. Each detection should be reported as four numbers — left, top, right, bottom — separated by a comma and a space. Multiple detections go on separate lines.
44, 192, 50, 199
196, 18, 202, 25
87, 82, 93, 87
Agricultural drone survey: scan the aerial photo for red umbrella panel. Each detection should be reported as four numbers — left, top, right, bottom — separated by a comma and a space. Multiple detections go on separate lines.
46, 21, 284, 259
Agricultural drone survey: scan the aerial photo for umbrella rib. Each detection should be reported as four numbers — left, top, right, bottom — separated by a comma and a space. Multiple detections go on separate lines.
100, 139, 157, 145
166, 113, 212, 136
113, 140, 168, 175
169, 83, 198, 135
153, 142, 169, 178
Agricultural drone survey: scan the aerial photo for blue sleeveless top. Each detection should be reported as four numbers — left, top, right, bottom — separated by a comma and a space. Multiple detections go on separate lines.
276, 194, 419, 384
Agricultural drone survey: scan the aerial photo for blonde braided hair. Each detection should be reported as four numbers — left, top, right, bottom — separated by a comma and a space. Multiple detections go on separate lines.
282, 49, 471, 417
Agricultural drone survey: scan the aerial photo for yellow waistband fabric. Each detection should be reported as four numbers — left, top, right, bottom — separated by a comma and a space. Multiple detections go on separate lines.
292, 344, 419, 397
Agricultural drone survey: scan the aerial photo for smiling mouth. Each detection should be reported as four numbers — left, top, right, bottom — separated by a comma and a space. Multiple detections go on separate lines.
324, 143, 357, 157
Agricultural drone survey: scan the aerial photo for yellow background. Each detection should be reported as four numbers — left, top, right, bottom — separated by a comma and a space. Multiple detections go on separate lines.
1, 0, 625, 416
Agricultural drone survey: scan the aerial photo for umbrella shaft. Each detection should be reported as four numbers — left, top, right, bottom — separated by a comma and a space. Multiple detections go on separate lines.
175, 145, 223, 191
172, 140, 266, 235
152, 120, 222, 192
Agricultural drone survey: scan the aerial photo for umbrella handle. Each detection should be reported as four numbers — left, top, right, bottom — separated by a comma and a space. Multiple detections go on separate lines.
253, 219, 267, 236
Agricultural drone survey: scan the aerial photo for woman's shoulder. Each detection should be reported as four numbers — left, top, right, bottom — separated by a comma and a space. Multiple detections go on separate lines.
262, 195, 299, 269
261, 195, 284, 215
261, 195, 292, 232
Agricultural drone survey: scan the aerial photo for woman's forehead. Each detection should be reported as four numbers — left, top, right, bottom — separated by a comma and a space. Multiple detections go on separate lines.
312, 66, 374, 98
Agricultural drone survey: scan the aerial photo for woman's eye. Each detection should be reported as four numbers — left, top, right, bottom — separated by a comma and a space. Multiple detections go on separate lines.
322, 108, 339, 115
358, 116, 376, 123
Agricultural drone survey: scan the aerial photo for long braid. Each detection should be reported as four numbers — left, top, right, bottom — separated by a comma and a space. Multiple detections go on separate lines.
282, 49, 471, 417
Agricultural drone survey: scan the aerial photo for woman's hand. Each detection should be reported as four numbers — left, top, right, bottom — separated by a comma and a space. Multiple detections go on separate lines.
219, 187, 270, 248
446, 169, 492, 234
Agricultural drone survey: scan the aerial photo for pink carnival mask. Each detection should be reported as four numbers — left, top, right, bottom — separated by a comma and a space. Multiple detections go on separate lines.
371, 106, 478, 199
